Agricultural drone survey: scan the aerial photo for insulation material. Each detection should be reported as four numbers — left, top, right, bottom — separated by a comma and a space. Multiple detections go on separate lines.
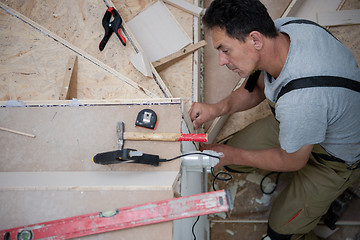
127, 1, 192, 62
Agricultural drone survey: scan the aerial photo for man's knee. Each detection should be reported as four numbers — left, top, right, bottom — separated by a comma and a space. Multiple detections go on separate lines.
267, 224, 293, 240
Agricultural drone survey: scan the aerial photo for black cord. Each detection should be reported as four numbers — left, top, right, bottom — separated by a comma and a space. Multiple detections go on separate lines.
260, 171, 281, 195
161, 152, 221, 162
161, 153, 281, 237
192, 216, 200, 240
210, 167, 233, 191
162, 152, 222, 240
261, 234, 269, 240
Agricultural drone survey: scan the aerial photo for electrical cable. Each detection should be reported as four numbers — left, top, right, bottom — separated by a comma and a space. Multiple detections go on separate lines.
163, 152, 281, 238
261, 234, 269, 240
162, 152, 221, 240
210, 167, 233, 191
192, 216, 200, 240
160, 152, 221, 162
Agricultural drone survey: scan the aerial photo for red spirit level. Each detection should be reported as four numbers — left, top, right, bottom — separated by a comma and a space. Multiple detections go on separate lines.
0, 190, 232, 240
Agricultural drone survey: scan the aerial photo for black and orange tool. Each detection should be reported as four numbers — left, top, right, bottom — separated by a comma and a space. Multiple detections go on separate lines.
99, 7, 126, 51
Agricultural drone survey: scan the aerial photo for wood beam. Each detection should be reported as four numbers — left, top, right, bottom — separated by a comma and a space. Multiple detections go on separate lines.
152, 40, 207, 71
59, 55, 77, 100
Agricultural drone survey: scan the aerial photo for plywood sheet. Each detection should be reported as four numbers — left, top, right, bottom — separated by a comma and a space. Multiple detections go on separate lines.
0, 103, 182, 172
0, 171, 179, 191
0, 0, 166, 98
0, 5, 150, 101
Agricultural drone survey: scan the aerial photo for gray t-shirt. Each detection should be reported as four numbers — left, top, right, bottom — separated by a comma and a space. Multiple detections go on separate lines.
264, 18, 360, 165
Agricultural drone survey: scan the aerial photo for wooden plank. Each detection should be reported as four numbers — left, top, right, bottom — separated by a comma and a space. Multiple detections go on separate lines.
152, 40, 207, 71
192, 0, 202, 104
0, 127, 36, 138
0, 98, 182, 107
317, 9, 360, 27
59, 55, 77, 100
281, 0, 305, 17
162, 0, 205, 17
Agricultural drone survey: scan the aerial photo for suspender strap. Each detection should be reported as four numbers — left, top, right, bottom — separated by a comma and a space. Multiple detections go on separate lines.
244, 70, 261, 92
281, 19, 339, 41
276, 76, 360, 101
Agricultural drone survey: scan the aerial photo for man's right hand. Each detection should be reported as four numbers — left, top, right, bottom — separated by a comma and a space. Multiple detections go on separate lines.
189, 102, 219, 129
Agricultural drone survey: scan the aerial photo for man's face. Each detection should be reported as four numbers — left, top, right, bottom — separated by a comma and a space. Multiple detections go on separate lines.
211, 26, 258, 78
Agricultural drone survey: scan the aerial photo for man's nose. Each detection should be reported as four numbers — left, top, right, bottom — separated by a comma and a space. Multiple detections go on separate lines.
218, 51, 229, 66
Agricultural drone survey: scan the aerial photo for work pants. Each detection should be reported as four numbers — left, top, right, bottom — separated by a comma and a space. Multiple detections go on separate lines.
225, 115, 360, 240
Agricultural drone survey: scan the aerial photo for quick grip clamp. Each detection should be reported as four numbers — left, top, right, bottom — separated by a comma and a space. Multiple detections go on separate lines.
99, 7, 126, 51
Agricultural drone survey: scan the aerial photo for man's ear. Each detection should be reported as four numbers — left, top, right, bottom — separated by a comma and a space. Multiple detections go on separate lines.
249, 31, 263, 50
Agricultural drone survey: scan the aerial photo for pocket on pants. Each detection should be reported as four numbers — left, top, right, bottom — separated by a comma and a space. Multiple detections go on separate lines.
304, 204, 329, 219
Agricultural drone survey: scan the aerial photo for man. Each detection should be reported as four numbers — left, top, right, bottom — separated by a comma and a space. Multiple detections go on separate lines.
189, 0, 360, 239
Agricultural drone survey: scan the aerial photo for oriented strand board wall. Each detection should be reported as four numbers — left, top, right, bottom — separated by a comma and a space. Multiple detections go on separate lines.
0, 8, 151, 101
0, 0, 166, 98
0, 0, 198, 110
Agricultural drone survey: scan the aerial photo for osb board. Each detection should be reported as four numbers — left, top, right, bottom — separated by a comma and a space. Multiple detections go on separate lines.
0, 6, 149, 101
0, 103, 182, 172
115, 0, 196, 109
0, 189, 174, 239
0, 0, 165, 98
154, 0, 197, 110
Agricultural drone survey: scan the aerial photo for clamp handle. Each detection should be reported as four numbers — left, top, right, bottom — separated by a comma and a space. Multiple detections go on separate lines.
99, 7, 126, 51
110, 7, 126, 46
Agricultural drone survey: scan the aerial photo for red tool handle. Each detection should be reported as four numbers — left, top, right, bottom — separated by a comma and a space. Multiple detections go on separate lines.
178, 133, 208, 142
115, 28, 127, 46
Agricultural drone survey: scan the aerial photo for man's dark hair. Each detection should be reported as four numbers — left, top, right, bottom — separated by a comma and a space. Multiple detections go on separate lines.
203, 0, 278, 42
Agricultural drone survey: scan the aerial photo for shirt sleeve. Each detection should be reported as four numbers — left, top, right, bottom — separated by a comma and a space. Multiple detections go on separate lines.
275, 101, 327, 153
